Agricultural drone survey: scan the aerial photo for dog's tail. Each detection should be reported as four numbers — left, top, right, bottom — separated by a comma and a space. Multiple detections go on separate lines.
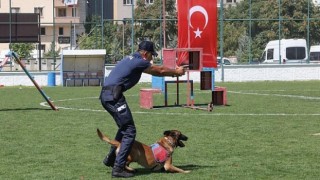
97, 128, 120, 147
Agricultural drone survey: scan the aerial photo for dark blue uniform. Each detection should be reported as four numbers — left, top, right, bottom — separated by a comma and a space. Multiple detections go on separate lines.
100, 52, 151, 169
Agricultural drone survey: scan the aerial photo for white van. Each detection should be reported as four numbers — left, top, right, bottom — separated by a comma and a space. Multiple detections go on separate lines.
260, 39, 308, 64
309, 45, 320, 63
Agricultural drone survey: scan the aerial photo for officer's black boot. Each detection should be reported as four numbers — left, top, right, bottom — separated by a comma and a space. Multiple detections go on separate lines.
103, 146, 116, 167
112, 166, 134, 178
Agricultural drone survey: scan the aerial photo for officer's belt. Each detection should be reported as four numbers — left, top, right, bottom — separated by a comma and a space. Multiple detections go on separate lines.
102, 85, 123, 92
102, 86, 114, 91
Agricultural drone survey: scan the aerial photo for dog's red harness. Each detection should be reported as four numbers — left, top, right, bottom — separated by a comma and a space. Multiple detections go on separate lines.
150, 143, 169, 164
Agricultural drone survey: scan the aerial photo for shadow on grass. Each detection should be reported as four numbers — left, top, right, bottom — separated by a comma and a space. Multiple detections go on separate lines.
0, 108, 52, 111
132, 164, 214, 177
153, 104, 231, 109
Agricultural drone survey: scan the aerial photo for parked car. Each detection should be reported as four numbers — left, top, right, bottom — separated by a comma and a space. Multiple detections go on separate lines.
217, 57, 231, 65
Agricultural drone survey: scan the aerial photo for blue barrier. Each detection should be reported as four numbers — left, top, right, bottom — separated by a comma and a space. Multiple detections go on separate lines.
47, 72, 56, 86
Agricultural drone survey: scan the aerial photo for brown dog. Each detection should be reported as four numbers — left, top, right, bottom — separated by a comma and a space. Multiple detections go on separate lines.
97, 128, 190, 173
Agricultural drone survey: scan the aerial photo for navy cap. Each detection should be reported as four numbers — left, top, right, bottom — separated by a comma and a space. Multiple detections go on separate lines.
138, 41, 158, 57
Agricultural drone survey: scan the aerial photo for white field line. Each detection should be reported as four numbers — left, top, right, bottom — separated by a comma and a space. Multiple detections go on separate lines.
228, 90, 320, 100
39, 101, 320, 116
40, 90, 320, 116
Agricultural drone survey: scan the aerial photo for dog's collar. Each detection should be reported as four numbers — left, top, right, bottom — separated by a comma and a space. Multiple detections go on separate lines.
164, 137, 175, 147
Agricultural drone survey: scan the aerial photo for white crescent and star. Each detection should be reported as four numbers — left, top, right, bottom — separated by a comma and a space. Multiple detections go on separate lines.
188, 5, 209, 38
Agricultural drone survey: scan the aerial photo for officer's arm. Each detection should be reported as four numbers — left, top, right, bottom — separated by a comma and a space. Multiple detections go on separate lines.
143, 65, 185, 77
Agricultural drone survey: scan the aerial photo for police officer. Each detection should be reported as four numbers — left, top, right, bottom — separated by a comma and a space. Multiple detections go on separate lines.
100, 41, 185, 178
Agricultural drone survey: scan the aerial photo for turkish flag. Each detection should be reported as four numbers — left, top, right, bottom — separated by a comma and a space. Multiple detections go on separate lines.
177, 0, 217, 68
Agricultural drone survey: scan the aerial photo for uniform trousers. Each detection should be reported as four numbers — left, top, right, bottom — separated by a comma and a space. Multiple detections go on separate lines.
100, 94, 136, 168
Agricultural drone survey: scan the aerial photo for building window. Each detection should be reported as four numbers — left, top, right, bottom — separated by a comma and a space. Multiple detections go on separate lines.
123, 0, 132, 5
57, 8, 66, 17
41, 45, 45, 51
234, 0, 237, 2
40, 45, 46, 51
226, 0, 232, 2
145, 0, 154, 4
59, 27, 64, 35
34, 7, 43, 16
35, 44, 46, 51
40, 27, 46, 35
11, 7, 20, 13
72, 7, 77, 17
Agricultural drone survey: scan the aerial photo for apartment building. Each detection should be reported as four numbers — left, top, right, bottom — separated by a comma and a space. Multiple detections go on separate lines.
0, 0, 86, 55
87, 0, 241, 23
87, 0, 155, 22
0, 0, 244, 56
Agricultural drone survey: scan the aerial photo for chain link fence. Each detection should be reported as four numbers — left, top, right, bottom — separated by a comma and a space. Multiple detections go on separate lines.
1, 0, 320, 72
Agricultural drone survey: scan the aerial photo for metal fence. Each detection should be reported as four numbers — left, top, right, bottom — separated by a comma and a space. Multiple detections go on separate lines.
1, 0, 320, 72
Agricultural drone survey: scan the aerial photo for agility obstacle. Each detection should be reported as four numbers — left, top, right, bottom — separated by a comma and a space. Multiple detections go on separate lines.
3, 51, 58, 111
139, 1, 225, 111
163, 48, 215, 111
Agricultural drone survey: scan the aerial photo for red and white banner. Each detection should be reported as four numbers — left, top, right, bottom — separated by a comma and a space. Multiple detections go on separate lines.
177, 0, 217, 68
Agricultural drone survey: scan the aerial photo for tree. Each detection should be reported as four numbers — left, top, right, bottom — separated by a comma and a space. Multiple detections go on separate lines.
78, 18, 132, 63
44, 41, 60, 58
223, 0, 320, 61
9, 43, 34, 58
134, 0, 177, 49
79, 0, 177, 63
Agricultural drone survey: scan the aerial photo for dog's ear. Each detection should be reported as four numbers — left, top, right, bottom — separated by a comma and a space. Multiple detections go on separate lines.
163, 130, 171, 136
164, 130, 180, 139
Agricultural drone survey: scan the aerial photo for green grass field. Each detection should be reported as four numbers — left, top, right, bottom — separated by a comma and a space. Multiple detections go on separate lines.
1, 81, 320, 179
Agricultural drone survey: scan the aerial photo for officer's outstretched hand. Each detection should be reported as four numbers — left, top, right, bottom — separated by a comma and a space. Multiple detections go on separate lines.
175, 66, 186, 76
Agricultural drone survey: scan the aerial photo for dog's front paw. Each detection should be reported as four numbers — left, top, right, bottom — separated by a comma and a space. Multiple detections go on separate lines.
183, 170, 191, 173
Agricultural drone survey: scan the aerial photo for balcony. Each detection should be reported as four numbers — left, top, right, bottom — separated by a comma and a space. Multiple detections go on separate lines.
55, 16, 80, 24
55, 0, 66, 7
55, 0, 80, 24
55, 0, 79, 7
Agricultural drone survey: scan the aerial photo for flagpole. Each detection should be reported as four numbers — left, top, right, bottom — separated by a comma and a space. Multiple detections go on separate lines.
9, 0, 12, 48
187, 0, 190, 48
101, 0, 104, 48
162, 0, 166, 48
219, 0, 224, 82
53, 0, 56, 68
74, 1, 76, 49
131, 0, 134, 54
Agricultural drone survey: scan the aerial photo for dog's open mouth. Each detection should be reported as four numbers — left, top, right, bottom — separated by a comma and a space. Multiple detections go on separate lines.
177, 140, 185, 147
177, 135, 188, 147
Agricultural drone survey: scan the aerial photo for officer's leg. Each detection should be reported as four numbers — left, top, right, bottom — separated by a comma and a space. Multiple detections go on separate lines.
112, 97, 136, 178
103, 128, 124, 167
100, 99, 119, 167
114, 123, 136, 168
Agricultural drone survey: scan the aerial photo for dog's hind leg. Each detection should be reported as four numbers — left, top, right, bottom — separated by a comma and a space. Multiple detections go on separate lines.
125, 155, 137, 173
125, 165, 136, 173
125, 162, 137, 173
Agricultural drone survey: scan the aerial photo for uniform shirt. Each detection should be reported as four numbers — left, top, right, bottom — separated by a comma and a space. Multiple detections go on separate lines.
104, 52, 151, 92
